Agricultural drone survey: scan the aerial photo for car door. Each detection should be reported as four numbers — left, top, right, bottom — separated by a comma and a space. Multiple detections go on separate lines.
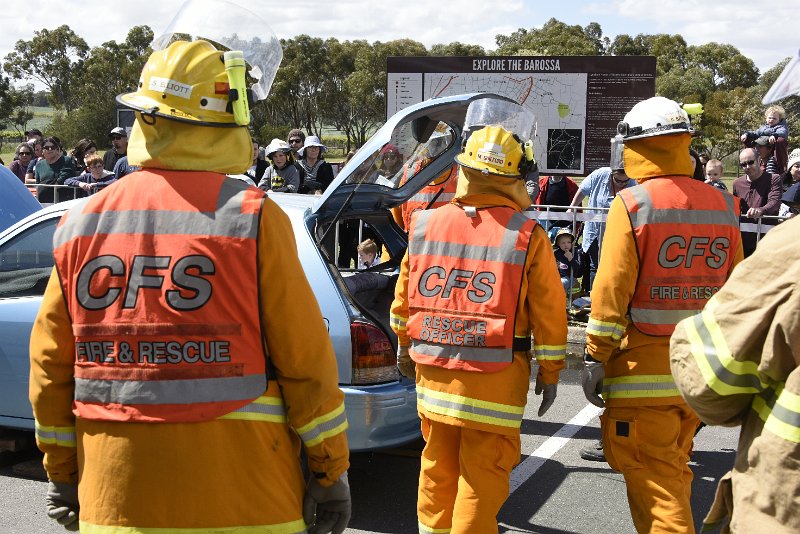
0, 209, 62, 429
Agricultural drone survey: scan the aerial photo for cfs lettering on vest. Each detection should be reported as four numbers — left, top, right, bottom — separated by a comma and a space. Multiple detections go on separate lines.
417, 266, 495, 303
658, 236, 730, 269
76, 254, 215, 311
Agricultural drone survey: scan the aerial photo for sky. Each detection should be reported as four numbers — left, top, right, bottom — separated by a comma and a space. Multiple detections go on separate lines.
1, 0, 799, 84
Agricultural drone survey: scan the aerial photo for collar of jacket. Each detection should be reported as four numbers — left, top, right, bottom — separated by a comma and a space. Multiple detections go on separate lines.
452, 166, 532, 211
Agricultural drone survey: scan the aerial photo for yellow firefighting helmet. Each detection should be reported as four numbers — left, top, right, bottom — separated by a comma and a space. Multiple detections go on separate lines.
456, 125, 526, 177
455, 98, 537, 178
118, 40, 240, 127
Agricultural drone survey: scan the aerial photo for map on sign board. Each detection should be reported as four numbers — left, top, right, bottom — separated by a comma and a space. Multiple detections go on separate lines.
424, 73, 587, 173
387, 57, 656, 176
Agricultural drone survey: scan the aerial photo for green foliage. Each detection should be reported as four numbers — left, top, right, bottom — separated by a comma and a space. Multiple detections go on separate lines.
495, 18, 607, 56
3, 25, 89, 112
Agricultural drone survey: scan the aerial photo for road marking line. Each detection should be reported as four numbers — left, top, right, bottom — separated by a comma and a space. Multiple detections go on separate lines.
509, 404, 603, 494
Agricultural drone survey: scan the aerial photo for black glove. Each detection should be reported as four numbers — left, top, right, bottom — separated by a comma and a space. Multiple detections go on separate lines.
534, 372, 557, 416
581, 354, 606, 408
303, 472, 351, 534
46, 481, 79, 531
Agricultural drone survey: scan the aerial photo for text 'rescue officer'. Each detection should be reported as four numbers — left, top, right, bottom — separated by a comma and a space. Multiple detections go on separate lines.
390, 97, 568, 533
29, 2, 350, 532
581, 96, 743, 533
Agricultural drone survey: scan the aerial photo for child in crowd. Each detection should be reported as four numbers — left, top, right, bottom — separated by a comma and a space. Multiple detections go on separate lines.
257, 139, 300, 193
741, 105, 790, 173
357, 238, 379, 269
553, 228, 581, 298
704, 159, 728, 191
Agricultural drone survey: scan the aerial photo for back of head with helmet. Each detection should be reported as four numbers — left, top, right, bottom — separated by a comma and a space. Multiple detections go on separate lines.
614, 96, 694, 181
456, 98, 537, 179
117, 0, 283, 174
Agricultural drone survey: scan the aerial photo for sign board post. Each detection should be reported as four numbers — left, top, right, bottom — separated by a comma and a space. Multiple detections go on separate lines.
387, 56, 656, 176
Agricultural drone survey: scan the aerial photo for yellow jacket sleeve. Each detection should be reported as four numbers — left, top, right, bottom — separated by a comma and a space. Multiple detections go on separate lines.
390, 250, 411, 347
257, 198, 349, 485
29, 268, 78, 483
670, 218, 800, 426
525, 224, 568, 384
585, 196, 637, 363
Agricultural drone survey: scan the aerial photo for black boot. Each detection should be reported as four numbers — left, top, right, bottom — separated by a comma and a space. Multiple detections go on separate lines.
579, 439, 606, 462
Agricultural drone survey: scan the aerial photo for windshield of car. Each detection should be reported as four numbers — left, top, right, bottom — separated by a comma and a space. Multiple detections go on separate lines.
344, 121, 457, 189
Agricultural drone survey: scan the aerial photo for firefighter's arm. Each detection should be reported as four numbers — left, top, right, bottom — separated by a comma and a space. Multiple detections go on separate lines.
390, 206, 405, 231
527, 224, 568, 384
585, 198, 637, 363
389, 250, 411, 347
29, 269, 78, 483
257, 199, 349, 485
671, 220, 800, 426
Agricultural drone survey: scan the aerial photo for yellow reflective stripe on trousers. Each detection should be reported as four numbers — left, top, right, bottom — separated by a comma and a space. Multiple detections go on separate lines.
295, 402, 348, 447
533, 344, 566, 361
34, 421, 77, 447
79, 517, 307, 533
602, 374, 680, 399
218, 395, 287, 423
752, 384, 800, 444
586, 317, 625, 340
418, 520, 451, 533
683, 297, 768, 396
390, 312, 407, 332
416, 385, 524, 428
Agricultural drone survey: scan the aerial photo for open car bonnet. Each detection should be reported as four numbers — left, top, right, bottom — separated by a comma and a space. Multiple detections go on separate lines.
0, 166, 41, 233
312, 93, 514, 220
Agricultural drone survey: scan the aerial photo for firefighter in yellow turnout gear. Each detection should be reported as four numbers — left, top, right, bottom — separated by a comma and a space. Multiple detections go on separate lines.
29, 4, 350, 532
390, 98, 568, 533
582, 97, 743, 533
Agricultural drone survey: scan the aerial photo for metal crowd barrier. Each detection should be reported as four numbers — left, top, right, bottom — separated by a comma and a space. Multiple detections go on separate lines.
29, 183, 99, 204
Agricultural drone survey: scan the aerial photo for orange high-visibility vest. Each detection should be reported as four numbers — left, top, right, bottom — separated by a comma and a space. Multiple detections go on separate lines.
406, 203, 535, 372
618, 177, 741, 336
400, 164, 458, 230
53, 170, 269, 423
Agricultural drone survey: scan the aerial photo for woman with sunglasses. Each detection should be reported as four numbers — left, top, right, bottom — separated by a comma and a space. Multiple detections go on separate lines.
33, 136, 77, 203
8, 143, 34, 182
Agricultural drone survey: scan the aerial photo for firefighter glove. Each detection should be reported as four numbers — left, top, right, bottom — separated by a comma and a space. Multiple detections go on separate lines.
303, 472, 351, 534
534, 372, 557, 416
582, 354, 606, 408
397, 345, 416, 379
46, 481, 79, 531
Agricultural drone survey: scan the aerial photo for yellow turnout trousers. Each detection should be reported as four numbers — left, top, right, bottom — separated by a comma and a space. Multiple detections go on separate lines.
417, 414, 521, 534
601, 405, 700, 534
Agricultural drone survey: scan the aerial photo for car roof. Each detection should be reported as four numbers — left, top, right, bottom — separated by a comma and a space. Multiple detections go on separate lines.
0, 166, 42, 232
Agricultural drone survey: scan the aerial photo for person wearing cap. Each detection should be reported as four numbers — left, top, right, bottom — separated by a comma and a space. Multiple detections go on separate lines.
581, 96, 743, 532
778, 149, 800, 217
781, 147, 800, 190
28, 4, 350, 532
297, 135, 334, 194
553, 226, 581, 297
753, 135, 779, 175
732, 146, 783, 256
257, 138, 301, 193
102, 126, 128, 171
390, 97, 567, 533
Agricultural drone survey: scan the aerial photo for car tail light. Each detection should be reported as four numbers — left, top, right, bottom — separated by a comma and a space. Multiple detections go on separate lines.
351, 321, 399, 384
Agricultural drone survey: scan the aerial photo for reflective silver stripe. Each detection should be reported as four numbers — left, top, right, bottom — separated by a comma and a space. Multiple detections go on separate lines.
603, 380, 680, 397
34, 423, 77, 447
74, 373, 266, 405
625, 182, 739, 229
417, 388, 523, 425
630, 307, 700, 326
296, 406, 348, 446
408, 191, 456, 204
412, 341, 509, 362
409, 209, 529, 265
54, 182, 260, 248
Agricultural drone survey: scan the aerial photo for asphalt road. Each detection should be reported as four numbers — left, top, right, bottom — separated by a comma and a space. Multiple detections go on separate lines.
0, 365, 738, 534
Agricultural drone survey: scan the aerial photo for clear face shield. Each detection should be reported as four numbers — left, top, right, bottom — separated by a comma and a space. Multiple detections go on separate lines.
463, 98, 537, 143
610, 134, 624, 172
152, 0, 283, 104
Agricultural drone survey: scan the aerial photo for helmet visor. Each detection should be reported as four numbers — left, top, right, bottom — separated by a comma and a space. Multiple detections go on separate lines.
463, 98, 536, 142
152, 0, 282, 101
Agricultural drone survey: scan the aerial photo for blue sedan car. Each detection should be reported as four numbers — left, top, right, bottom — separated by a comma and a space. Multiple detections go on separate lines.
0, 93, 507, 450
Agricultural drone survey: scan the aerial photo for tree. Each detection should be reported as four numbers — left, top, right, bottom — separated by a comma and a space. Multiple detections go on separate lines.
0, 77, 34, 135
495, 19, 606, 56
3, 25, 89, 112
688, 43, 758, 90
429, 42, 487, 57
